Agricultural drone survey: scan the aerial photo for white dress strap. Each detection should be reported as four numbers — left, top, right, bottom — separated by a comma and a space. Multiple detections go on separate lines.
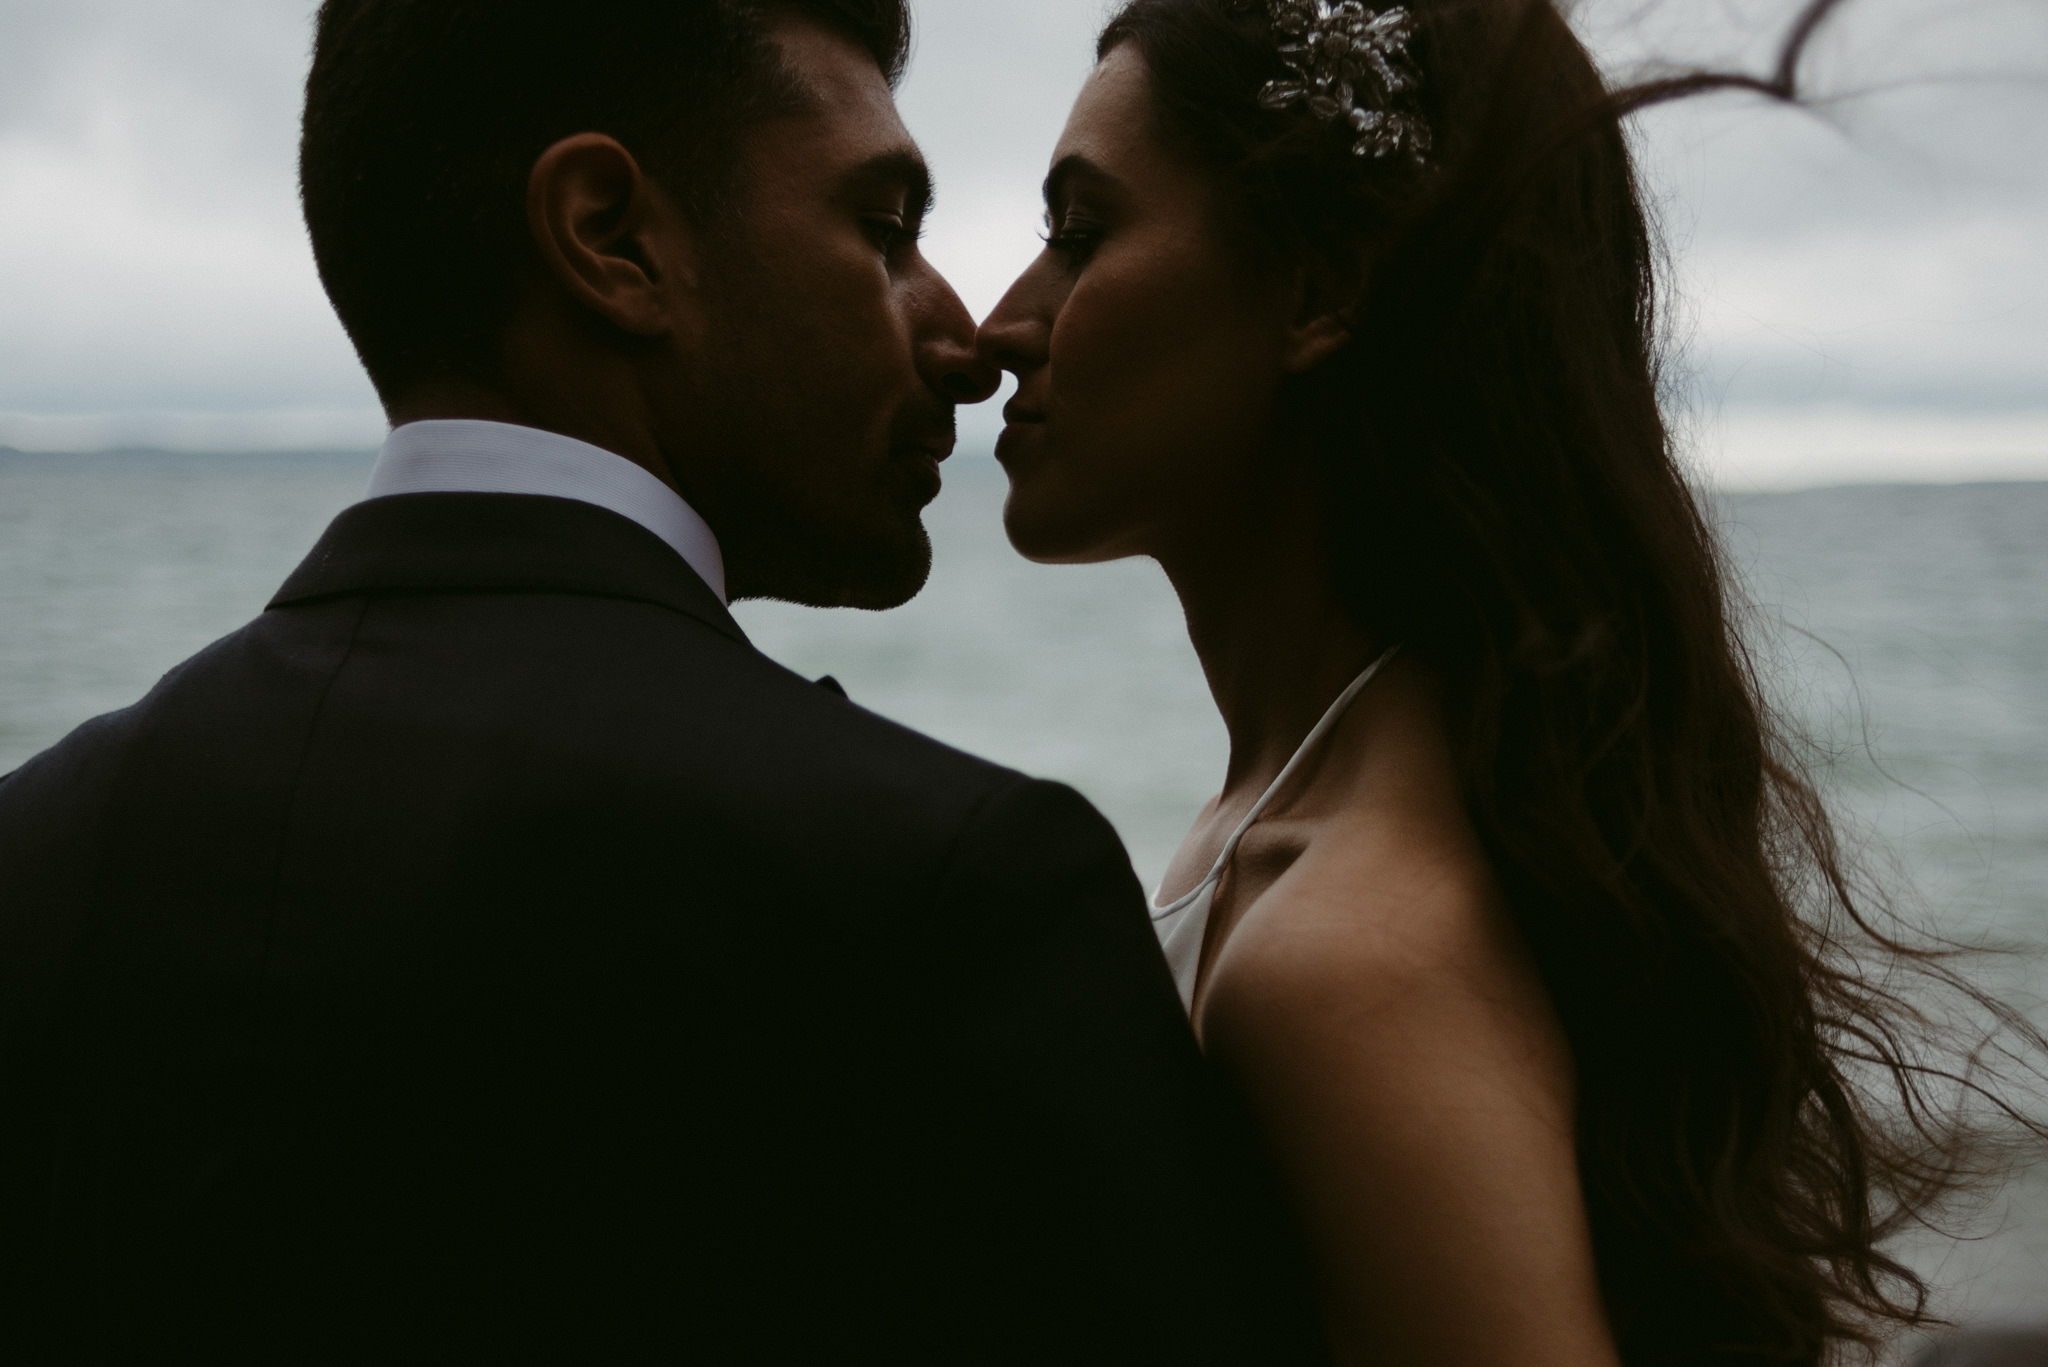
1153, 643, 1401, 921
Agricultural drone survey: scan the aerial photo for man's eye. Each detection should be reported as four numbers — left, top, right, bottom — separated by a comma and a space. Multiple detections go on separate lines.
863, 216, 919, 256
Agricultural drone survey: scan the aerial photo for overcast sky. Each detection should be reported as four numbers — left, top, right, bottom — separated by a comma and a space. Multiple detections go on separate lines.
0, 0, 2042, 487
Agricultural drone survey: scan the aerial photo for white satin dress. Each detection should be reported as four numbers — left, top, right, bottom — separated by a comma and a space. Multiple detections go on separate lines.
1152, 646, 1401, 1014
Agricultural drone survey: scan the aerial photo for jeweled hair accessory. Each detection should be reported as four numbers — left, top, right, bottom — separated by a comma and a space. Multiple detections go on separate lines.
1256, 1, 1433, 165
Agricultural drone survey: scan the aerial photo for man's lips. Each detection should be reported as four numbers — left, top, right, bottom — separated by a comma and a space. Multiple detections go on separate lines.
891, 406, 959, 465
887, 434, 950, 508
892, 434, 957, 463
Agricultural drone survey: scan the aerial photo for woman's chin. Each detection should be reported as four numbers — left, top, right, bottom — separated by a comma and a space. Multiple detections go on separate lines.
1000, 493, 1130, 566
996, 436, 1144, 564
999, 494, 1069, 563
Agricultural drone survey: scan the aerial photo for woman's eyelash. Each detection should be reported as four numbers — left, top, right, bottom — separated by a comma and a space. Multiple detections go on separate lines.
1041, 217, 1103, 258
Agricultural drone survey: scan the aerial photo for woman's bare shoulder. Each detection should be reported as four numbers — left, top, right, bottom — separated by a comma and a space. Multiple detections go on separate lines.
1195, 801, 1616, 1367
1198, 797, 1572, 1094
1212, 799, 1514, 993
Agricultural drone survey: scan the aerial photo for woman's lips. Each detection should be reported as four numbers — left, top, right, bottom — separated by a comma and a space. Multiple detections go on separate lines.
1002, 396, 1047, 426
995, 392, 1048, 468
994, 418, 1043, 468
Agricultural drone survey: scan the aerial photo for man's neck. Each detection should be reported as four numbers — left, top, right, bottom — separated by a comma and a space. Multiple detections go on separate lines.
386, 376, 548, 430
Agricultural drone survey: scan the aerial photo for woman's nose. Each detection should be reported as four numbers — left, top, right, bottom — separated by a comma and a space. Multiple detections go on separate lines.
975, 277, 1050, 380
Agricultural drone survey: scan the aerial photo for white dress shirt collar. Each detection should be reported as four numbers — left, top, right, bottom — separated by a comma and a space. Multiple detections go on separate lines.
364, 419, 727, 603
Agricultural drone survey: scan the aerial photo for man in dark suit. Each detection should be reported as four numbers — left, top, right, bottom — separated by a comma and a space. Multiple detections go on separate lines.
0, 1, 1324, 1361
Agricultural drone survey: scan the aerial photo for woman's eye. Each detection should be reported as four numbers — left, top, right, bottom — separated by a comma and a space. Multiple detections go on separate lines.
1041, 214, 1104, 265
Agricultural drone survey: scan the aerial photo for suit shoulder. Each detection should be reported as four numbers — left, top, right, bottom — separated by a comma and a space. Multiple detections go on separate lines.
642, 636, 1140, 892
690, 628, 1033, 796
945, 772, 1127, 870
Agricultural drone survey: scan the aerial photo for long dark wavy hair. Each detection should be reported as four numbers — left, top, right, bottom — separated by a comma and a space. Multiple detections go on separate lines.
1096, 0, 2045, 1360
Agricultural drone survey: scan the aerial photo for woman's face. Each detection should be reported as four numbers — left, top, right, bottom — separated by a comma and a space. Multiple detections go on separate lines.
977, 44, 1325, 565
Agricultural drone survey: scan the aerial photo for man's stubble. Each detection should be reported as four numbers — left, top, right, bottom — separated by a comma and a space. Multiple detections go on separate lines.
670, 230, 941, 612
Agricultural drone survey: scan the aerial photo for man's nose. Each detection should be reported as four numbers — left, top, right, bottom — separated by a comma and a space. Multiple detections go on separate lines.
916, 273, 1003, 406
939, 361, 1002, 405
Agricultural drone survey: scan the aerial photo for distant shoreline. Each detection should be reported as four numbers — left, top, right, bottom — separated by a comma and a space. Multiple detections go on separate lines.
5, 444, 2045, 498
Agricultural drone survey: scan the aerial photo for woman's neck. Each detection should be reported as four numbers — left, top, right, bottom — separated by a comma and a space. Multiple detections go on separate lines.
1156, 464, 1381, 798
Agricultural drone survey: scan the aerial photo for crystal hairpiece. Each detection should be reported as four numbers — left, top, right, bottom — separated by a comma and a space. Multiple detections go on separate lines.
1255, 1, 1433, 165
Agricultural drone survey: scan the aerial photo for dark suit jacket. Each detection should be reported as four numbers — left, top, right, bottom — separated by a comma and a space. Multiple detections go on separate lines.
0, 493, 1325, 1364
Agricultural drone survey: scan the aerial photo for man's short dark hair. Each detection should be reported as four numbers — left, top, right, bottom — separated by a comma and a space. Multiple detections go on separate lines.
300, 0, 912, 404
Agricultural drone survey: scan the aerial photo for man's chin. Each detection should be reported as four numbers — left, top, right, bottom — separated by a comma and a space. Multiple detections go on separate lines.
830, 544, 931, 611
730, 523, 933, 611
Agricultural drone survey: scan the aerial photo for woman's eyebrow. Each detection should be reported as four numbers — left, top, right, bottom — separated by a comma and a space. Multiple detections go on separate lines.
1043, 154, 1119, 209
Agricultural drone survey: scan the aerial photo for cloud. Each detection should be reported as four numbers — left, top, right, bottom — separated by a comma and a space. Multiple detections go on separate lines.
1695, 403, 2048, 489
0, 0, 2042, 483
0, 0, 372, 440
1610, 0, 2048, 415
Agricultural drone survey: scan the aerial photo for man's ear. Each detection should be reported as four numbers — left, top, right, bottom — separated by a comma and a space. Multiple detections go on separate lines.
525, 133, 698, 339
1279, 262, 1356, 375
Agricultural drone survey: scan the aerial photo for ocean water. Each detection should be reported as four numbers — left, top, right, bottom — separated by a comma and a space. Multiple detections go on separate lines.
1, 448, 2044, 1341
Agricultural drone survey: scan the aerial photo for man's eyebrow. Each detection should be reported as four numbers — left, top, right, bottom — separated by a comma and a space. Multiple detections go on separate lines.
846, 149, 935, 219
1044, 154, 1117, 209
